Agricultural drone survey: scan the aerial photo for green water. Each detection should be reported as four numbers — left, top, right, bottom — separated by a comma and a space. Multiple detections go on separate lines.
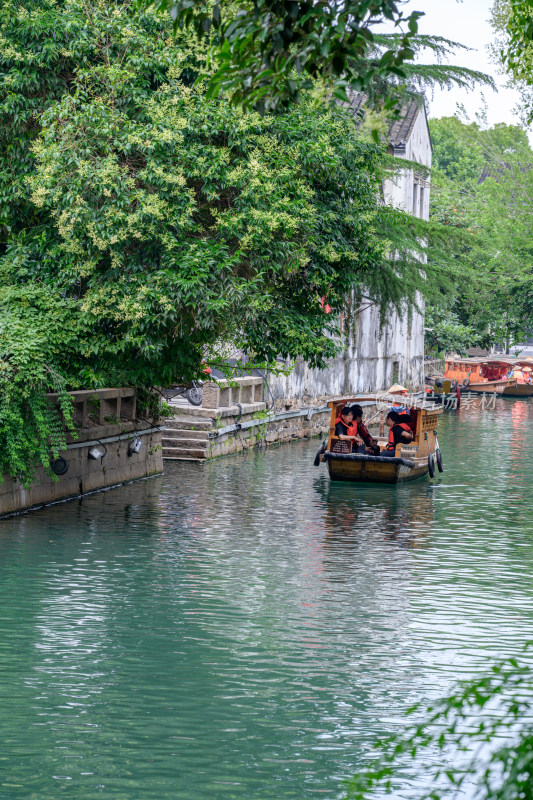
0, 399, 532, 799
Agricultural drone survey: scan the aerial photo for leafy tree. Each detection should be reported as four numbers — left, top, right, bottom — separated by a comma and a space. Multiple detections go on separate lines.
429, 117, 485, 189
491, 0, 533, 125
143, 0, 425, 110
424, 307, 479, 357
427, 116, 533, 351
140, 0, 494, 113
358, 33, 493, 111
1, 0, 455, 480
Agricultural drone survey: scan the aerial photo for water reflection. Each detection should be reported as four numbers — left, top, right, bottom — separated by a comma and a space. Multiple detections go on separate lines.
313, 476, 435, 548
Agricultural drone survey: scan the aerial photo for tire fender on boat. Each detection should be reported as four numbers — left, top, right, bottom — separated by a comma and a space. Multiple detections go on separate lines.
436, 448, 443, 473
428, 453, 435, 478
462, 378, 470, 388
313, 440, 326, 467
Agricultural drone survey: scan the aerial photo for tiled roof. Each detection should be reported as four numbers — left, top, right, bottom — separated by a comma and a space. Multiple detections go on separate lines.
345, 91, 427, 149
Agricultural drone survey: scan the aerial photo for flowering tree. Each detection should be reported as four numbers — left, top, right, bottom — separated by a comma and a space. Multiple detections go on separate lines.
0, 0, 431, 480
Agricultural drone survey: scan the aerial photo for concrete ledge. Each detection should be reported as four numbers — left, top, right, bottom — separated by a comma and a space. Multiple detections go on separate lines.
167, 402, 266, 420
202, 376, 264, 409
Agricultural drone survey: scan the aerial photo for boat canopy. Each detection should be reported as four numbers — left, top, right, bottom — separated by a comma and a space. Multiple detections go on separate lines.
328, 393, 443, 413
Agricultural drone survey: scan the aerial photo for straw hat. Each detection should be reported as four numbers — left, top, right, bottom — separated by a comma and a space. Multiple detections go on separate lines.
388, 384, 408, 394
523, 366, 532, 372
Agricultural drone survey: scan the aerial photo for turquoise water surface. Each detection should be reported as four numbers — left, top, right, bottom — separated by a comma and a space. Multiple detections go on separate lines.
0, 399, 532, 799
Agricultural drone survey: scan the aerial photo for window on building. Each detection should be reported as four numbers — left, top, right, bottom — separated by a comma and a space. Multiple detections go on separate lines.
412, 182, 418, 215
419, 187, 425, 218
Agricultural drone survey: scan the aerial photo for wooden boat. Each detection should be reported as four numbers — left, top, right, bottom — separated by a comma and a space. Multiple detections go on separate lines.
314, 395, 442, 484
423, 376, 460, 408
502, 379, 533, 397
488, 357, 533, 397
444, 357, 516, 394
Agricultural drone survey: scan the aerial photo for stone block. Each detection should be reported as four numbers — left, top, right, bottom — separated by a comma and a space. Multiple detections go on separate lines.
120, 394, 136, 420
99, 395, 119, 425
202, 382, 220, 408
240, 383, 253, 404
219, 387, 232, 407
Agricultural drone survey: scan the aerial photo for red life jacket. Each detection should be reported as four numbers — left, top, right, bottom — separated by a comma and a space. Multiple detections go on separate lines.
334, 415, 358, 437
387, 422, 412, 450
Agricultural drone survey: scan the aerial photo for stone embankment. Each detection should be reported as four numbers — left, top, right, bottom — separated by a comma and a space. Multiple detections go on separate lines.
163, 376, 380, 461
0, 388, 163, 517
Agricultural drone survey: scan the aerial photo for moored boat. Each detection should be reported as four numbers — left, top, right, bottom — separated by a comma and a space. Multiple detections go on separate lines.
423, 375, 461, 408
502, 380, 533, 397
314, 395, 442, 484
444, 357, 516, 394
490, 357, 533, 397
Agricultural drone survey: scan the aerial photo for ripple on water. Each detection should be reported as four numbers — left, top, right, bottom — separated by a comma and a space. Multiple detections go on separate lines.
0, 400, 532, 799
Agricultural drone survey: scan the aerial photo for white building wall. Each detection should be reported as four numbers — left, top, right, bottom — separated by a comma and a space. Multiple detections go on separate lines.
384, 108, 432, 217
269, 300, 425, 404
270, 106, 432, 404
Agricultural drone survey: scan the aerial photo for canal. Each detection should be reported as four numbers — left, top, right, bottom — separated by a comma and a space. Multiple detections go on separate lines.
1, 399, 532, 799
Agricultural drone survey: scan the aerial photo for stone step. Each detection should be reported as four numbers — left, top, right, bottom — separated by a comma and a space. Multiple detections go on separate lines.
164, 417, 213, 431
162, 446, 208, 459
161, 437, 209, 449
163, 454, 205, 463
163, 428, 209, 441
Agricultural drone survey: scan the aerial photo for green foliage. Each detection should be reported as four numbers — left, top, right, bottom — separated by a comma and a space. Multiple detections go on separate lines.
0, 287, 77, 485
345, 652, 533, 800
425, 307, 479, 356
429, 116, 533, 350
360, 34, 494, 110
430, 116, 485, 189
142, 0, 424, 111
492, 0, 533, 125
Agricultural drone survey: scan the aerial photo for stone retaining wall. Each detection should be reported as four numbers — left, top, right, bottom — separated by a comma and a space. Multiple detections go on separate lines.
207, 408, 332, 458
164, 374, 383, 460
0, 388, 163, 517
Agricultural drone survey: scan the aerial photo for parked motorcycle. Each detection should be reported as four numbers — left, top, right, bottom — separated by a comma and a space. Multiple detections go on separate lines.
160, 367, 211, 407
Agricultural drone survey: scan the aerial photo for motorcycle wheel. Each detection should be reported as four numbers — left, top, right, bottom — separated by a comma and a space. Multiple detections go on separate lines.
185, 387, 203, 406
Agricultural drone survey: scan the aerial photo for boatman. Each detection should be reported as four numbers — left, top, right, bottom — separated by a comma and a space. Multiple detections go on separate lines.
382, 410, 413, 457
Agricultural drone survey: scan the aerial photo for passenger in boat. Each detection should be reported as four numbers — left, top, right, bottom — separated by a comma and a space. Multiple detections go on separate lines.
399, 408, 417, 435
381, 411, 413, 457
350, 405, 380, 455
334, 406, 366, 452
